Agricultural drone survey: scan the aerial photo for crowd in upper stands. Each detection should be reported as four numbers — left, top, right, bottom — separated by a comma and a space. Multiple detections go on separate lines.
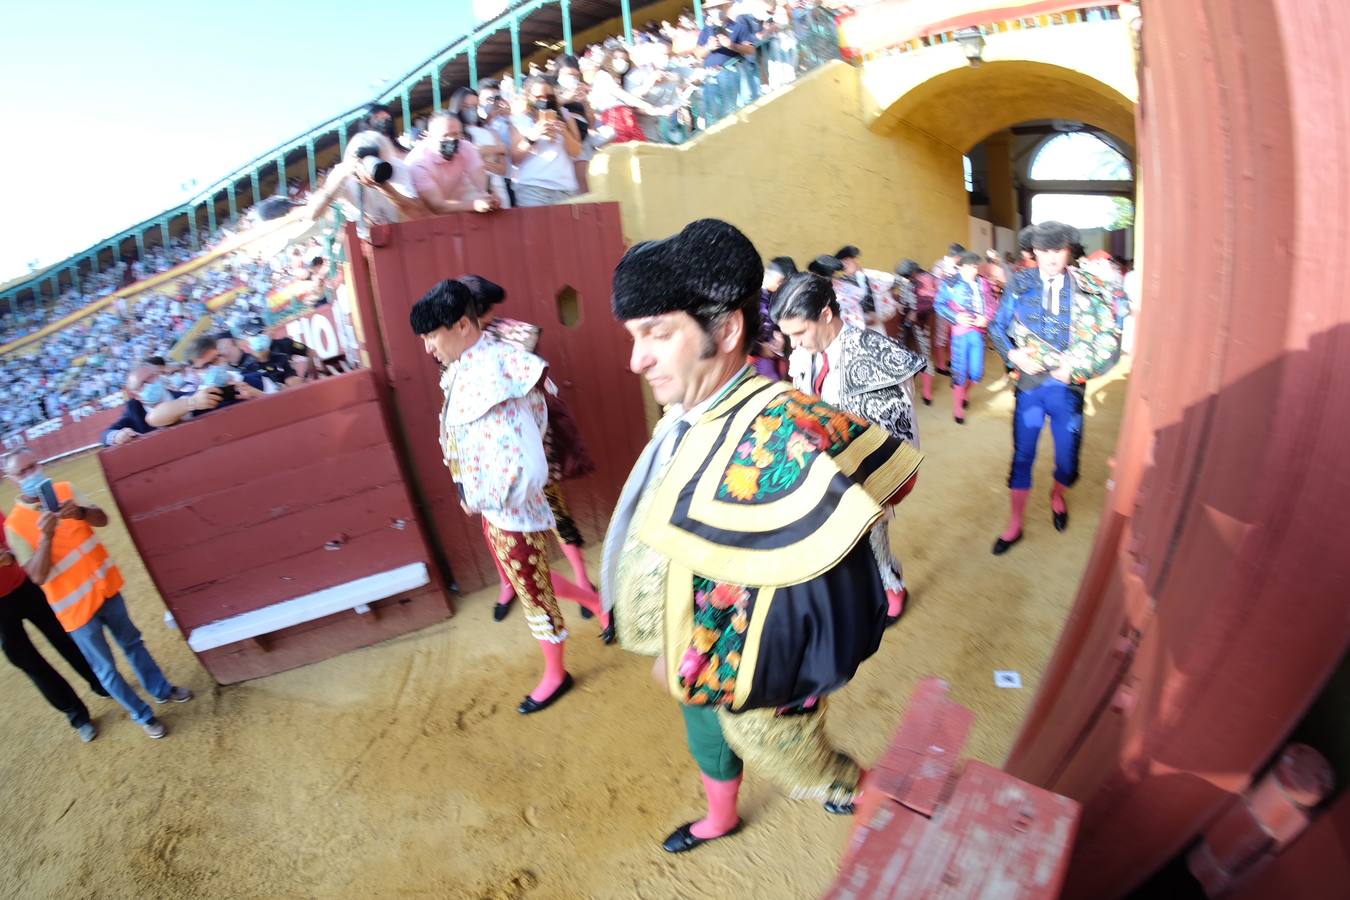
2, 0, 849, 441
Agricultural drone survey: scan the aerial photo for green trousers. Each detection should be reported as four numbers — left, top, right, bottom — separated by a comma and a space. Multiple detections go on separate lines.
681, 704, 744, 781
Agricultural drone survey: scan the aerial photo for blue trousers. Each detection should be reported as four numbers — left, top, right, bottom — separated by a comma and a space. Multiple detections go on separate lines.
1008, 380, 1085, 490
70, 593, 172, 724
950, 330, 986, 386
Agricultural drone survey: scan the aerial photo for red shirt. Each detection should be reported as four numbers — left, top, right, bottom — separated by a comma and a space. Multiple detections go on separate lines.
0, 510, 29, 595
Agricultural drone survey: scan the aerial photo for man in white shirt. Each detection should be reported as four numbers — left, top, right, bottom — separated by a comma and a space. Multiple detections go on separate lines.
306, 131, 427, 231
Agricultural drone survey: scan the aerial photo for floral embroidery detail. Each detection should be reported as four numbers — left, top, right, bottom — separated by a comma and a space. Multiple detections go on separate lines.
723, 464, 761, 501
680, 576, 752, 707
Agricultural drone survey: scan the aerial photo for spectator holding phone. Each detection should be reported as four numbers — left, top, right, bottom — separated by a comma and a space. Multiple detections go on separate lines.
3, 448, 193, 739
509, 76, 584, 207
1, 508, 110, 742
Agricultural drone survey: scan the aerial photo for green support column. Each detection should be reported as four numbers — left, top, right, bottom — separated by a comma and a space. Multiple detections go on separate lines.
694, 0, 704, 27
227, 184, 238, 221
187, 207, 199, 250
207, 199, 217, 236
306, 139, 317, 189
621, 0, 633, 43
276, 156, 287, 195
89, 252, 99, 275
401, 87, 411, 132
136, 232, 146, 259
510, 17, 521, 89
432, 63, 442, 110
469, 40, 479, 89
251, 170, 262, 205
561, 0, 573, 54
160, 217, 170, 248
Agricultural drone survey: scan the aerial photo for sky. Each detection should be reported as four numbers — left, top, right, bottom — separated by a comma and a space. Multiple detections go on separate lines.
0, 0, 480, 284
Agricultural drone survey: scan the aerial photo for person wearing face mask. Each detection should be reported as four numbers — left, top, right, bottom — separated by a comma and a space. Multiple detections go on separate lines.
1, 505, 110, 743
449, 87, 512, 209
172, 336, 267, 415
103, 364, 223, 445
508, 76, 584, 207
407, 111, 497, 216
589, 48, 668, 145
3, 448, 195, 740
234, 322, 312, 389
363, 103, 408, 161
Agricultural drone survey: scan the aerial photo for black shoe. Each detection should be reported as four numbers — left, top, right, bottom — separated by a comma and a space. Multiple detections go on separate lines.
493, 600, 513, 622
579, 605, 595, 620
922, 397, 932, 406
662, 820, 743, 854
992, 532, 1023, 555
518, 673, 574, 715
1053, 508, 1069, 532
600, 617, 616, 645
824, 800, 856, 815
954, 416, 965, 425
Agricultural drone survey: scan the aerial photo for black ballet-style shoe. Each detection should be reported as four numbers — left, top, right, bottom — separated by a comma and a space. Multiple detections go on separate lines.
922, 397, 933, 406
517, 673, 574, 715
600, 610, 616, 645
954, 416, 965, 425
493, 600, 513, 622
578, 606, 595, 620
1053, 508, 1069, 532
661, 821, 743, 854
992, 532, 1023, 555
824, 800, 857, 816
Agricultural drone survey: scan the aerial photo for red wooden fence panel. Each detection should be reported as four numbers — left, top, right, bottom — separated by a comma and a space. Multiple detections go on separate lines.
350, 203, 645, 595
100, 369, 453, 684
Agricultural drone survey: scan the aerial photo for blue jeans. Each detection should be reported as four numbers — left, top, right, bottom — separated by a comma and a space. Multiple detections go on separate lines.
1008, 380, 1085, 490
70, 593, 172, 724
950, 330, 986, 386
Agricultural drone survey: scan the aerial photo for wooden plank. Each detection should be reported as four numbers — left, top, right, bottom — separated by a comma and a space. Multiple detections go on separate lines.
100, 369, 381, 480
162, 525, 432, 631
871, 676, 975, 817
195, 587, 450, 684
148, 484, 417, 598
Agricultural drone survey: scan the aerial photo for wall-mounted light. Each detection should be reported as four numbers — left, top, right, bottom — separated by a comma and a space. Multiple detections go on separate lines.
956, 27, 986, 66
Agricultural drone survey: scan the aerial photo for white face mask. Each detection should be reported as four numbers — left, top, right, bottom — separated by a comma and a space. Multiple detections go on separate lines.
558, 74, 579, 90
612, 60, 629, 74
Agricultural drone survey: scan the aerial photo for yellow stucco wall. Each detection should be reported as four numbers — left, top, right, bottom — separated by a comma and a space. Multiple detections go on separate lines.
585, 61, 969, 274
864, 19, 1137, 150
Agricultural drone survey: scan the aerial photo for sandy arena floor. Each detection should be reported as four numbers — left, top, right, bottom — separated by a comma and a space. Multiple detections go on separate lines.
0, 356, 1128, 899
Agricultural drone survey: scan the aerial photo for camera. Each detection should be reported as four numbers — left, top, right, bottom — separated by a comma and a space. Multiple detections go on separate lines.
438, 138, 460, 161
355, 147, 392, 183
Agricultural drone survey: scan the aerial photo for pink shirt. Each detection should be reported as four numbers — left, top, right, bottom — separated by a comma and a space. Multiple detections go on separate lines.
406, 140, 485, 203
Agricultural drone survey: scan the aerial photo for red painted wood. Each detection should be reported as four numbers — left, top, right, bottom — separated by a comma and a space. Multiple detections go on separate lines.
100, 367, 451, 681
196, 587, 449, 685
351, 204, 645, 594
869, 677, 974, 817
1002, 2, 1350, 896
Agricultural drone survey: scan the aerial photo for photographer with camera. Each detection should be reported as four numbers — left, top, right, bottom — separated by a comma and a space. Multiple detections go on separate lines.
307, 130, 428, 230
696, 0, 764, 114
407, 111, 497, 215
508, 76, 584, 207
103, 364, 225, 445
235, 317, 315, 388
174, 336, 266, 416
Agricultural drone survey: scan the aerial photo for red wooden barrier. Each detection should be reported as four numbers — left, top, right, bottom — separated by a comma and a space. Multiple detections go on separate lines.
100, 369, 452, 684
348, 204, 646, 595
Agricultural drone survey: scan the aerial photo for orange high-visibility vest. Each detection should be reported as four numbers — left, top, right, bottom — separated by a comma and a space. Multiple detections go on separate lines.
6, 482, 123, 632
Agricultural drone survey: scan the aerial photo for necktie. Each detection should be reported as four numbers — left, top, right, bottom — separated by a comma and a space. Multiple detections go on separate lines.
670, 418, 692, 452
812, 353, 830, 395
1044, 277, 1060, 316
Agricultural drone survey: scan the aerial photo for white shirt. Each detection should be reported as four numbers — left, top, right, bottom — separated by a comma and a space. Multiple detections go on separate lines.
1041, 273, 1067, 316
787, 326, 844, 403
653, 366, 749, 471
510, 113, 579, 192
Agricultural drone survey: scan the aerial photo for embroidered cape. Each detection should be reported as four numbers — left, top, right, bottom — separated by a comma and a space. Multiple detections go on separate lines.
629, 372, 922, 712
1001, 267, 1121, 383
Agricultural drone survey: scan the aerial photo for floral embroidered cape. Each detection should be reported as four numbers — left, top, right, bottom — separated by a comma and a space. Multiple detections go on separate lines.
637, 373, 922, 711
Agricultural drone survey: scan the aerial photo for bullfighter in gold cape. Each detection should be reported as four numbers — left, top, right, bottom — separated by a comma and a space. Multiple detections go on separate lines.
600, 220, 921, 854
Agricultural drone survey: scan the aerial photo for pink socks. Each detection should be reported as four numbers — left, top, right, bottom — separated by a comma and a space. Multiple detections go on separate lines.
530, 640, 568, 702
1051, 482, 1068, 515
1002, 488, 1030, 540
560, 542, 596, 594
952, 384, 968, 422
886, 588, 907, 618
551, 571, 612, 633
920, 372, 934, 403
690, 774, 742, 840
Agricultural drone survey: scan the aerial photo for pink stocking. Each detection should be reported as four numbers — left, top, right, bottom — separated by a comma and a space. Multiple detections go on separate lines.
1051, 481, 1069, 515
690, 774, 742, 840
1001, 488, 1030, 541
531, 640, 568, 702
560, 542, 596, 593
551, 572, 611, 632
